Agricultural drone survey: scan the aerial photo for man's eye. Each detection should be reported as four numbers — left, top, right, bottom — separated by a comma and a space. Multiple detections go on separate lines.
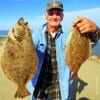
48, 12, 54, 16
56, 12, 61, 16
48, 12, 61, 16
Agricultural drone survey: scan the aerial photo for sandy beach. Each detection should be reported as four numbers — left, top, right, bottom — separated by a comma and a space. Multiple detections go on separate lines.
76, 60, 100, 100
0, 59, 100, 100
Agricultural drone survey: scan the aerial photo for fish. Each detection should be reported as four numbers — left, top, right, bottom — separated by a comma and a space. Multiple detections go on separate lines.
0, 37, 7, 53
0, 17, 38, 98
0, 37, 7, 46
0, 37, 7, 68
65, 27, 91, 80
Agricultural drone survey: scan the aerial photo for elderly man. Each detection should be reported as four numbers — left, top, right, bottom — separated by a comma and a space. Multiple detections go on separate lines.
30, 0, 100, 100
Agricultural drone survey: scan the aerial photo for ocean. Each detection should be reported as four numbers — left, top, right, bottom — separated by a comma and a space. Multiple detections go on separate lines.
0, 30, 100, 55
0, 30, 8, 36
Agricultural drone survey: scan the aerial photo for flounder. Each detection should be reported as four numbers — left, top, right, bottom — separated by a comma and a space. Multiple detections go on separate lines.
65, 27, 91, 80
0, 37, 7, 52
0, 17, 38, 98
0, 37, 7, 46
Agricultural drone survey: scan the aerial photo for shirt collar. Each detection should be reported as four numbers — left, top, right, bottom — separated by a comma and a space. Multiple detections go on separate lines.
45, 24, 63, 34
45, 23, 63, 34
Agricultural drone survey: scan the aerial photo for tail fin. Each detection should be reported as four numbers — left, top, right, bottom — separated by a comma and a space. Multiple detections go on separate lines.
14, 86, 30, 98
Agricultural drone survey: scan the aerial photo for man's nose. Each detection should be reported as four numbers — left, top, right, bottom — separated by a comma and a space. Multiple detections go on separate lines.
52, 14, 57, 18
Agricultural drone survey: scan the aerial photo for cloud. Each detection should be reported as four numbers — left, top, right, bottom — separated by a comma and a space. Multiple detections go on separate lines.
62, 7, 100, 30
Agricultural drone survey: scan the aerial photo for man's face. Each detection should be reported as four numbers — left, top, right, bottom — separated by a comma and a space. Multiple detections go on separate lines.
45, 9, 64, 28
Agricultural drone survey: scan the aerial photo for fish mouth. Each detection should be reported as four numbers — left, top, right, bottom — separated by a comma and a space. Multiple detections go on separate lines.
13, 31, 25, 41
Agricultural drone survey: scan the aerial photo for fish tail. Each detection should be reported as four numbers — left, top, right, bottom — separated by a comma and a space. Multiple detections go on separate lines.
69, 73, 78, 80
14, 86, 30, 98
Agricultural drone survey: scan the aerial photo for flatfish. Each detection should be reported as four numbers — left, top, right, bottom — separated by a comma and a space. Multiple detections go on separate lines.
0, 17, 38, 98
0, 36, 7, 53
0, 37, 7, 47
0, 37, 7, 68
65, 27, 91, 80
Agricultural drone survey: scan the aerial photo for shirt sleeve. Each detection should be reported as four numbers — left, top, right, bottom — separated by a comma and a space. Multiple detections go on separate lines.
90, 26, 100, 47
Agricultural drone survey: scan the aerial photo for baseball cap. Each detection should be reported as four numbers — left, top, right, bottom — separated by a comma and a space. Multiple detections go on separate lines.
46, 1, 63, 11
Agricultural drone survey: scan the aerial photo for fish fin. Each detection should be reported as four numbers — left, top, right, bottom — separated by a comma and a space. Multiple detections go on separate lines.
14, 86, 30, 98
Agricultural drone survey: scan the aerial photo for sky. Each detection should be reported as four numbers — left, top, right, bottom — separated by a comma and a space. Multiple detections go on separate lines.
0, 0, 100, 30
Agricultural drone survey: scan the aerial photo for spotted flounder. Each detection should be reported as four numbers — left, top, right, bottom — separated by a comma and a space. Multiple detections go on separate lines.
0, 18, 38, 98
0, 37, 7, 52
65, 27, 91, 80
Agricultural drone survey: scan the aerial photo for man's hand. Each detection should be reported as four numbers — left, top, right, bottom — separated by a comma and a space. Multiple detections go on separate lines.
72, 17, 97, 34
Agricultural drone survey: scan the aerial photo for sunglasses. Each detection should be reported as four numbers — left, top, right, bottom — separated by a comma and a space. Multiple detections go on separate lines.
47, 11, 62, 16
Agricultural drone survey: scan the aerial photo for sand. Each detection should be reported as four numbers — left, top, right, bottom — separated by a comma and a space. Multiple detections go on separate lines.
0, 59, 100, 100
70, 59, 100, 100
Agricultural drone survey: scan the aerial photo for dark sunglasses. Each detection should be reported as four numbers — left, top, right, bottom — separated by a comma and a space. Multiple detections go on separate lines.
47, 11, 62, 16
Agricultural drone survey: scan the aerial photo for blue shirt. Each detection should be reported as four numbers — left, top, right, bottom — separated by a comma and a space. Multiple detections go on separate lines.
31, 23, 70, 100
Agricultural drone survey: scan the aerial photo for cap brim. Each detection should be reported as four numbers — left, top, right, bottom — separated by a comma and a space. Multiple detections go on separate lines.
47, 7, 63, 11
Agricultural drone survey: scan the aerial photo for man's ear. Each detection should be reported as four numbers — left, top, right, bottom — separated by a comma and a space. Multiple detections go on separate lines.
45, 13, 47, 20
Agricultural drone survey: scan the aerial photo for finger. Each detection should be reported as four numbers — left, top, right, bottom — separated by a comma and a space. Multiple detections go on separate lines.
79, 24, 92, 33
72, 17, 84, 27
75, 21, 85, 29
79, 27, 90, 33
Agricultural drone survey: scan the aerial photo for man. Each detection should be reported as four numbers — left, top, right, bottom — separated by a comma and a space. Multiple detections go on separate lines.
30, 1, 100, 100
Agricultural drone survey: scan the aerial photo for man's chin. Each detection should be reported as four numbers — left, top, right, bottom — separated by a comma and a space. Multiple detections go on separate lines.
51, 24, 59, 27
